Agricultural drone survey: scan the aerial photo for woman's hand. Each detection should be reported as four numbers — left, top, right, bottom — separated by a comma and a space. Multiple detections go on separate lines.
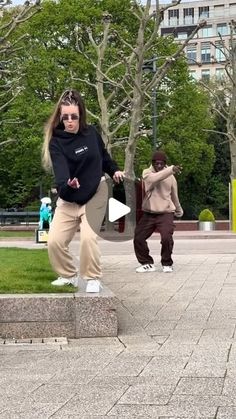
113, 171, 124, 183
67, 177, 80, 189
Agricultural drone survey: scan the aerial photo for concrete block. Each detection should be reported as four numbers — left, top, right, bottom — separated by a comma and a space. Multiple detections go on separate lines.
0, 294, 74, 322
75, 286, 118, 338
0, 286, 118, 339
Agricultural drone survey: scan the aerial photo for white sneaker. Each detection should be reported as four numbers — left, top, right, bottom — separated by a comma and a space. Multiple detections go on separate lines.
162, 265, 173, 273
86, 279, 101, 293
51, 275, 78, 287
136, 264, 156, 273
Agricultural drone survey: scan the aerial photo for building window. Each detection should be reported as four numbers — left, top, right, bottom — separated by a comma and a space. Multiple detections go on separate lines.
186, 45, 197, 64
189, 70, 197, 80
184, 8, 194, 25
177, 32, 188, 39
229, 3, 236, 17
215, 68, 225, 80
202, 26, 213, 37
168, 9, 179, 26
217, 23, 228, 36
201, 69, 210, 80
215, 41, 225, 62
214, 5, 225, 18
162, 33, 171, 38
201, 43, 211, 63
199, 6, 209, 18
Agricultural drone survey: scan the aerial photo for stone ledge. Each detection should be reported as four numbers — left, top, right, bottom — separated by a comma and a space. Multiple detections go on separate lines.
0, 285, 118, 339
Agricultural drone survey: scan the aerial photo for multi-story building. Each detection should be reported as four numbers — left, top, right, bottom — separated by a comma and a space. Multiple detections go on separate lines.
154, 0, 235, 80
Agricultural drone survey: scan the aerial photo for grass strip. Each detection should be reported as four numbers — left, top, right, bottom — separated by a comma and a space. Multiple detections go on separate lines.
0, 248, 76, 294
0, 231, 35, 238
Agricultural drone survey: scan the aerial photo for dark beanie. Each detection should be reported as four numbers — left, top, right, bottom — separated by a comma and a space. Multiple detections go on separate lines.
152, 150, 167, 162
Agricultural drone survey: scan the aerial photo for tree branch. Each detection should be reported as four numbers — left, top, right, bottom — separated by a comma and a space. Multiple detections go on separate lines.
199, 80, 229, 120
0, 88, 23, 112
0, 138, 17, 147
86, 109, 100, 121
110, 116, 130, 136
1, 3, 41, 43
202, 129, 229, 137
71, 75, 96, 89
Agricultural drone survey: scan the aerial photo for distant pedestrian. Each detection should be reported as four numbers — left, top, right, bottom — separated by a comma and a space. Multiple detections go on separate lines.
134, 150, 183, 273
39, 198, 52, 230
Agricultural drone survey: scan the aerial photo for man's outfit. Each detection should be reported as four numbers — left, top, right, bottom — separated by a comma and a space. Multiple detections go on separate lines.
134, 156, 183, 272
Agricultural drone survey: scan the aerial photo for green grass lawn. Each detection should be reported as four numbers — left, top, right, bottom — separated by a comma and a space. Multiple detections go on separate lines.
0, 248, 76, 294
0, 231, 35, 238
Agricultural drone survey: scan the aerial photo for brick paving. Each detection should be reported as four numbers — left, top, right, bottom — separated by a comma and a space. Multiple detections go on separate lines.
0, 235, 236, 418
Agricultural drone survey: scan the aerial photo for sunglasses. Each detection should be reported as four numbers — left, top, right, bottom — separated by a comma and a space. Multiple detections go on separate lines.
61, 113, 80, 121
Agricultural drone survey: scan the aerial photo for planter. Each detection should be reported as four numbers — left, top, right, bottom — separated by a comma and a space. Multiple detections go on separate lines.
198, 221, 216, 231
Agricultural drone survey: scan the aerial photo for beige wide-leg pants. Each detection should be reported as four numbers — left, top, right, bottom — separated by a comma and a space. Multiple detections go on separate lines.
47, 179, 108, 279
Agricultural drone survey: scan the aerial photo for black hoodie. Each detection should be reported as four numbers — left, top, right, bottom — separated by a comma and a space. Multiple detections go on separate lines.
49, 125, 119, 205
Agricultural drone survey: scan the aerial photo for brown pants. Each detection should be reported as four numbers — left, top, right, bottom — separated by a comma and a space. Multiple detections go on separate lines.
47, 180, 108, 279
133, 212, 174, 267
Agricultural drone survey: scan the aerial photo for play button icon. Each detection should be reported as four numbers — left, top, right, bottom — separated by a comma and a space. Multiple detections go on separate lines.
86, 176, 140, 242
108, 198, 131, 222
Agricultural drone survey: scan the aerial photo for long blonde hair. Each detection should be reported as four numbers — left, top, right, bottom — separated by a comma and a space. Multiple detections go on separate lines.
42, 89, 87, 171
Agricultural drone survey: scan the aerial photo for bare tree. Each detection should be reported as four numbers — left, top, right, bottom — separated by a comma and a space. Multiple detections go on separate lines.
73, 0, 206, 181
0, 0, 41, 146
201, 20, 236, 179
72, 0, 207, 233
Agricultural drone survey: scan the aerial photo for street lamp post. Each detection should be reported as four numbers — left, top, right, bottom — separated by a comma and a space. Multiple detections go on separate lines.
142, 56, 158, 150
152, 86, 157, 151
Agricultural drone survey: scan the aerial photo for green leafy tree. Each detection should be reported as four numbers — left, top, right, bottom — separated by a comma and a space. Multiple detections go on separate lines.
0, 0, 213, 219
157, 77, 215, 218
0, 0, 137, 206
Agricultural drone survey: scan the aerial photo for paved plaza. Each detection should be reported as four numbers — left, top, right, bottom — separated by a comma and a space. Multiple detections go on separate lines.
1, 234, 236, 418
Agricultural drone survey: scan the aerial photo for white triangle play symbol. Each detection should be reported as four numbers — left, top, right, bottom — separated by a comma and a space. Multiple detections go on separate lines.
108, 198, 131, 222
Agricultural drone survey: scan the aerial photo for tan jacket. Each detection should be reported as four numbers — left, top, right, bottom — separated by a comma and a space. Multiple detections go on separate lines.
142, 165, 183, 217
